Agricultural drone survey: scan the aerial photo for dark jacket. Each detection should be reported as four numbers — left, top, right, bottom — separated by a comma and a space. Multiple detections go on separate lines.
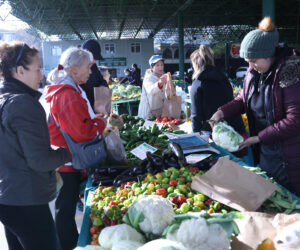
81, 64, 108, 109
220, 46, 300, 195
0, 78, 69, 205
131, 67, 142, 87
190, 65, 246, 136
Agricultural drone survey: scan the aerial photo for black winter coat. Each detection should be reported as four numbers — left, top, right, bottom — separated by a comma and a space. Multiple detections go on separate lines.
0, 78, 69, 205
190, 65, 247, 156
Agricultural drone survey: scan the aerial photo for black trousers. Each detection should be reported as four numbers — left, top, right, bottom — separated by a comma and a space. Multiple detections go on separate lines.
55, 172, 81, 250
0, 203, 57, 250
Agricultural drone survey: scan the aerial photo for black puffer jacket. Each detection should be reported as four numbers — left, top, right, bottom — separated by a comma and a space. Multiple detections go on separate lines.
0, 78, 69, 206
190, 65, 246, 138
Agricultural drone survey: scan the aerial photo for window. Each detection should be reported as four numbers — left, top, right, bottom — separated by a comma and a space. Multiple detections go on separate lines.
130, 43, 141, 53
51, 45, 62, 56
163, 48, 172, 59
105, 43, 115, 54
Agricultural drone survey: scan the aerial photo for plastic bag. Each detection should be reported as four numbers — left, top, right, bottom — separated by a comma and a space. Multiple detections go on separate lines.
212, 121, 244, 152
274, 220, 300, 250
103, 127, 127, 165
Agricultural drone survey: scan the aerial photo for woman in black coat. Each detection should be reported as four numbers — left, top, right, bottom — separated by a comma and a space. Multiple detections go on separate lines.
190, 45, 247, 156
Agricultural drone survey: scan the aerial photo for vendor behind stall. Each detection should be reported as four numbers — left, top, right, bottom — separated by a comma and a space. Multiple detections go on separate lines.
210, 17, 300, 196
138, 55, 168, 119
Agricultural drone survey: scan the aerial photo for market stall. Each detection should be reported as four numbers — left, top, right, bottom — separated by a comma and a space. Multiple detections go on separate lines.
76, 114, 300, 249
110, 84, 141, 115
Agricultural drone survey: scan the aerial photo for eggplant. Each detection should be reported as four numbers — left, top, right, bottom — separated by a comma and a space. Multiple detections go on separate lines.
146, 161, 155, 174
146, 152, 164, 172
92, 176, 114, 186
163, 157, 180, 170
113, 176, 138, 186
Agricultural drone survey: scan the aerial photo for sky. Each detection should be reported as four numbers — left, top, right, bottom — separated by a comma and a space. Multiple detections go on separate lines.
0, 1, 29, 30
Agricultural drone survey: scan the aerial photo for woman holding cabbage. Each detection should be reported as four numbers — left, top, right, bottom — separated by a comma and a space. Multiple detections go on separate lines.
210, 17, 300, 196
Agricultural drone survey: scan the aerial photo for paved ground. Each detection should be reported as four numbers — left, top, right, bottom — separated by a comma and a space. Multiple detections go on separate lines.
0, 200, 83, 249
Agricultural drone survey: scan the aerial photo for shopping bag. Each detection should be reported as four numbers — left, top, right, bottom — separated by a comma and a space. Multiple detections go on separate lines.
191, 157, 277, 211
162, 72, 182, 118
94, 86, 112, 117
103, 127, 127, 165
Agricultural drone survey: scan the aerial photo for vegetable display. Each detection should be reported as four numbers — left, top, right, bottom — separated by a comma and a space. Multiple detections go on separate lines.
110, 84, 141, 101
212, 121, 244, 152
86, 114, 300, 248
123, 195, 175, 236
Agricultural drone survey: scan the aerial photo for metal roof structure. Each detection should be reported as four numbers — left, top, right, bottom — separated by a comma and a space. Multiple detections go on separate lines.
4, 0, 300, 43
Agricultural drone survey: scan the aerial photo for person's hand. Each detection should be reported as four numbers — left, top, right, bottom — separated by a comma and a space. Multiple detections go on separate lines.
95, 113, 108, 125
209, 110, 224, 128
108, 113, 124, 130
159, 74, 168, 85
238, 136, 260, 151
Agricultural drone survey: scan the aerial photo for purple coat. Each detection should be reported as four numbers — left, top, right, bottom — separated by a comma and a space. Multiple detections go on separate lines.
220, 50, 300, 195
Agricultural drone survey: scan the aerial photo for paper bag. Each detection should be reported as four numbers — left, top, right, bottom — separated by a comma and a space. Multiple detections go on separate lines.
191, 157, 277, 211
231, 212, 300, 250
162, 72, 182, 118
165, 72, 175, 100
162, 95, 182, 118
94, 86, 112, 117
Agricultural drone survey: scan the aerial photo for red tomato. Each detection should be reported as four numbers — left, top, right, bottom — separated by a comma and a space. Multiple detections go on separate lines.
109, 201, 117, 207
168, 116, 173, 121
162, 117, 168, 122
90, 226, 100, 235
156, 188, 166, 195
169, 179, 177, 186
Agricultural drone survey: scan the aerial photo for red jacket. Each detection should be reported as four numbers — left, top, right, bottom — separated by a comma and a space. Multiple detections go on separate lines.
44, 84, 106, 172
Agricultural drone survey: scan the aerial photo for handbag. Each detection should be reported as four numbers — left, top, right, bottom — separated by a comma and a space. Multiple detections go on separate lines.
51, 112, 107, 170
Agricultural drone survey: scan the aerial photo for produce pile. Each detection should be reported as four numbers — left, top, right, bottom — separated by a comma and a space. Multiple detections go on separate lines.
119, 114, 184, 165
110, 84, 141, 101
86, 114, 300, 249
152, 116, 183, 126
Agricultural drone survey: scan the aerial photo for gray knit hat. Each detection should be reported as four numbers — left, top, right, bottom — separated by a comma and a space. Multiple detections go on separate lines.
240, 17, 279, 59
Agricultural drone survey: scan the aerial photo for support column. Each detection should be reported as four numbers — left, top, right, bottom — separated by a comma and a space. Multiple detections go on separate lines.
262, 0, 275, 22
178, 11, 184, 82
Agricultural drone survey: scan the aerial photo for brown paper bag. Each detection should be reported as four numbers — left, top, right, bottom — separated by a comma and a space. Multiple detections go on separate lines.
191, 157, 277, 211
94, 86, 112, 117
162, 95, 182, 118
231, 212, 300, 250
165, 72, 175, 100
162, 72, 182, 118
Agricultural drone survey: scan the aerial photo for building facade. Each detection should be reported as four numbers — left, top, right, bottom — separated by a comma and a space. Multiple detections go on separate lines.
42, 39, 154, 78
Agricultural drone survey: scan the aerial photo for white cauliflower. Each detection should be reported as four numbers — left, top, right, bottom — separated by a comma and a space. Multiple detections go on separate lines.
123, 195, 175, 235
98, 224, 145, 249
137, 239, 190, 250
212, 121, 243, 152
111, 240, 143, 250
166, 218, 230, 250
74, 246, 105, 250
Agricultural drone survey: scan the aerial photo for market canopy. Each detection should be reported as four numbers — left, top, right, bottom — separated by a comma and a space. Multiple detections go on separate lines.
5, 0, 300, 43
